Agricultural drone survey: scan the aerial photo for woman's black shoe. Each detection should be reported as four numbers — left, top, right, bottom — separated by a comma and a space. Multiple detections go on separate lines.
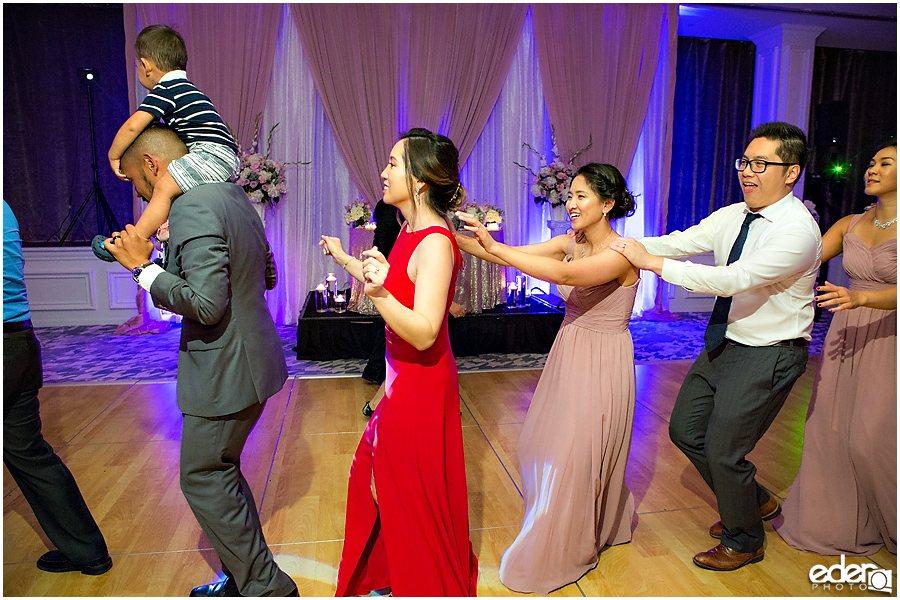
362, 402, 374, 418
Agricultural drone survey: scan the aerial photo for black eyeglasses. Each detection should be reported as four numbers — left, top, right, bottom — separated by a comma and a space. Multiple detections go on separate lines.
735, 158, 797, 173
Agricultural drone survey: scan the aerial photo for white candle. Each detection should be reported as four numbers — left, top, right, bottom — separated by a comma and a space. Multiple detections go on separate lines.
315, 284, 326, 291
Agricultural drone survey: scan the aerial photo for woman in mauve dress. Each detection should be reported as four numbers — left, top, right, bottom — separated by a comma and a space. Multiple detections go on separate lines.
776, 139, 897, 555
457, 163, 639, 594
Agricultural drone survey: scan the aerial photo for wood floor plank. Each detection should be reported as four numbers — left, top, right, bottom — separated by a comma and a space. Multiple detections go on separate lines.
5, 358, 894, 597
33, 383, 133, 447
463, 427, 526, 533
259, 430, 359, 545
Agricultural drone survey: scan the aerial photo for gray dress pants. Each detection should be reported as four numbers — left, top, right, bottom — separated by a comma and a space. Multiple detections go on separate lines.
181, 402, 296, 596
669, 343, 808, 553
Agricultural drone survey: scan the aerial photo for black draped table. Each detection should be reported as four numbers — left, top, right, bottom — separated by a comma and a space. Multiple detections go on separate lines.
295, 290, 565, 360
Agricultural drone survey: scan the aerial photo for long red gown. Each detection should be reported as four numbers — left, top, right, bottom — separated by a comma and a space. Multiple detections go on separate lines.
335, 224, 478, 597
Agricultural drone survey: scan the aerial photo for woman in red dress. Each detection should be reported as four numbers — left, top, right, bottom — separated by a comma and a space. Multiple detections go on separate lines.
320, 128, 478, 596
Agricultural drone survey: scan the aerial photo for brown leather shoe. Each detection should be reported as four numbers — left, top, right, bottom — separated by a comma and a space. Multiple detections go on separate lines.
693, 543, 764, 571
709, 495, 782, 538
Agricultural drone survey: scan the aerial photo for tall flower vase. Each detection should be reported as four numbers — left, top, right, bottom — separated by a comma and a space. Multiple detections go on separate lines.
250, 200, 266, 228
547, 202, 569, 238
546, 202, 570, 298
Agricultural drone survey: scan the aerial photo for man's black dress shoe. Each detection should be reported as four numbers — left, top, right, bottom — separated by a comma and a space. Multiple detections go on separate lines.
189, 576, 299, 597
36, 550, 113, 575
189, 577, 241, 597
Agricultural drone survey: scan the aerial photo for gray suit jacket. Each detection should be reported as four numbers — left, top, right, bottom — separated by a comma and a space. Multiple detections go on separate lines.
149, 183, 288, 418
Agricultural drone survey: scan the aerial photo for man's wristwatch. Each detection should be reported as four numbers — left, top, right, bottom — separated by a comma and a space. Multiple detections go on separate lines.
132, 261, 155, 283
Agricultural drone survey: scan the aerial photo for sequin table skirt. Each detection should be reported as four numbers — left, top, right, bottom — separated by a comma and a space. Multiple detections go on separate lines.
454, 230, 507, 313
347, 227, 378, 315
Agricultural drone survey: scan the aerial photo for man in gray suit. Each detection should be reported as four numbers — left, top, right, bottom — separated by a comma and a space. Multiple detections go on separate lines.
107, 124, 297, 597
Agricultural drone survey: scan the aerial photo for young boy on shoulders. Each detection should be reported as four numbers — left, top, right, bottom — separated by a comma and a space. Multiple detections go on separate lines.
94, 24, 238, 261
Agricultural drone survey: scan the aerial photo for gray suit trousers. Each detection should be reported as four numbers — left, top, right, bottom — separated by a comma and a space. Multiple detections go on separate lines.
669, 343, 808, 553
180, 403, 295, 596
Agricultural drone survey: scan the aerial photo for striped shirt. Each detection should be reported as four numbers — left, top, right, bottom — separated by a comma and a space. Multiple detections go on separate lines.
138, 70, 237, 153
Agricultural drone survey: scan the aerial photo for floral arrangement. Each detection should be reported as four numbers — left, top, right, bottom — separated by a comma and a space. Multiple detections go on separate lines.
345, 198, 373, 228
514, 127, 592, 207
233, 113, 310, 208
450, 202, 504, 230
803, 199, 820, 223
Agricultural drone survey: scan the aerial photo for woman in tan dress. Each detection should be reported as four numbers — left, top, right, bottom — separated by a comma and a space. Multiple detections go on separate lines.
776, 140, 897, 555
457, 163, 640, 593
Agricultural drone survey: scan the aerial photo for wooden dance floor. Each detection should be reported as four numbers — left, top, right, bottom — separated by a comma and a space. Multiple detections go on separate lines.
4, 358, 896, 596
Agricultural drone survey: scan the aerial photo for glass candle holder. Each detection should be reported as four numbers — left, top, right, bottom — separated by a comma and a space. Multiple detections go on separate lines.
314, 284, 328, 313
334, 293, 347, 313
507, 283, 518, 310
516, 275, 527, 308
325, 274, 337, 310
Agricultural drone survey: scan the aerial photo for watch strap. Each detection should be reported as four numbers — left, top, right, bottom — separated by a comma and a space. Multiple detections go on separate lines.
132, 261, 155, 283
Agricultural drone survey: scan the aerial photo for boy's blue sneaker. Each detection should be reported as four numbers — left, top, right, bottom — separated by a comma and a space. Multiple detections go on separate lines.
92, 234, 116, 262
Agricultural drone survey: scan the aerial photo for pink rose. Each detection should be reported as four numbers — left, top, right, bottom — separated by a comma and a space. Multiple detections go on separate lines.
259, 173, 268, 183
250, 181, 258, 188
262, 184, 269, 191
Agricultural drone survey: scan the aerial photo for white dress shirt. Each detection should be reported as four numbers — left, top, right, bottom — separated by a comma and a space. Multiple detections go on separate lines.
138, 263, 165, 291
642, 193, 822, 346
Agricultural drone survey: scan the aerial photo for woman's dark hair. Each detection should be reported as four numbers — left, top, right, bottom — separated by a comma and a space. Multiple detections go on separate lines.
135, 25, 188, 72
872, 136, 897, 155
399, 128, 466, 215
574, 163, 635, 220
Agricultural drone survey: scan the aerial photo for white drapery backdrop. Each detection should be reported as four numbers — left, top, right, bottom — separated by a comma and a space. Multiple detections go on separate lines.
124, 4, 677, 324
622, 4, 679, 316
263, 6, 551, 322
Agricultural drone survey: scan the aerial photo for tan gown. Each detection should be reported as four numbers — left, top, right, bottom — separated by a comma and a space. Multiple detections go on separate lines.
500, 255, 638, 594
776, 213, 897, 555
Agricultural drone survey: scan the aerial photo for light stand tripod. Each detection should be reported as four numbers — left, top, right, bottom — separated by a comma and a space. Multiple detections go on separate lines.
58, 67, 121, 245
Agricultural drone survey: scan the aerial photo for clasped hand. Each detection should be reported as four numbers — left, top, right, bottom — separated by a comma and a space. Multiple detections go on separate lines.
105, 224, 154, 270
361, 248, 389, 299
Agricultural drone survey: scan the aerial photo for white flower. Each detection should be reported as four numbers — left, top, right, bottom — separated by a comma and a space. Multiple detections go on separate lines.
803, 199, 820, 223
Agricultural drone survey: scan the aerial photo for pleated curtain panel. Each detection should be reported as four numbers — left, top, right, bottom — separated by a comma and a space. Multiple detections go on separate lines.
122, 3, 676, 324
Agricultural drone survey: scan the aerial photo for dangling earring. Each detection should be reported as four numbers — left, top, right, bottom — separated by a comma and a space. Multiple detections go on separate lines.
415, 185, 421, 204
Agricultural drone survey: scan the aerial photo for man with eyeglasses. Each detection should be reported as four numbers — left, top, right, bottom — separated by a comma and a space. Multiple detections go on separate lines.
612, 122, 821, 571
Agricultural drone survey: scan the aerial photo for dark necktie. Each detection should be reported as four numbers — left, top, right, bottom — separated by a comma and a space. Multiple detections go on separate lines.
704, 211, 763, 352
